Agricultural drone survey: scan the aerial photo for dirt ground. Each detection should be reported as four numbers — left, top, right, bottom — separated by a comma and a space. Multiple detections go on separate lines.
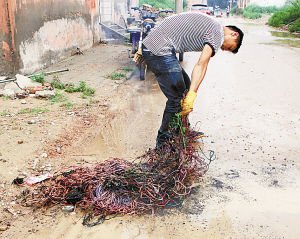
1, 16, 300, 239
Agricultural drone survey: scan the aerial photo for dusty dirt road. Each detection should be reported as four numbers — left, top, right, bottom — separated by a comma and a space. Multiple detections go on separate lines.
1, 16, 300, 239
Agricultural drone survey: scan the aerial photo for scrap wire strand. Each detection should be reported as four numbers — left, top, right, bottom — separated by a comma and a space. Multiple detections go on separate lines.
26, 115, 214, 223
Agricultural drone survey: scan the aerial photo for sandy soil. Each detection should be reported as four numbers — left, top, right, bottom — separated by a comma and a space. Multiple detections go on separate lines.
1, 16, 300, 239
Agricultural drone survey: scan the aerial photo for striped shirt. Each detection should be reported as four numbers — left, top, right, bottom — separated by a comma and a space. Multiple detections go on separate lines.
143, 12, 224, 57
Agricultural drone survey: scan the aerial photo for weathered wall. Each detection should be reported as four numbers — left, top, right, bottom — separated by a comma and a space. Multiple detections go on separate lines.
113, 0, 128, 26
0, 0, 99, 75
0, 0, 139, 76
0, 0, 15, 75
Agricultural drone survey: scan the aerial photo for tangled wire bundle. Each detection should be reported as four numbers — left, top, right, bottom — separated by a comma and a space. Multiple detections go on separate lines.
26, 115, 212, 225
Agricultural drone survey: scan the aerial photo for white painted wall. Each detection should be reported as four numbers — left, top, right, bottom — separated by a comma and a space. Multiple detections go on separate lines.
100, 0, 113, 23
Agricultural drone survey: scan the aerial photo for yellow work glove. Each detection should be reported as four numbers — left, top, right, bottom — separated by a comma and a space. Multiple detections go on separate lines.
180, 90, 197, 116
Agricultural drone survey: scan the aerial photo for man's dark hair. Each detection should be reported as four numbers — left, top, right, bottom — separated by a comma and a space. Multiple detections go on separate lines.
226, 25, 244, 54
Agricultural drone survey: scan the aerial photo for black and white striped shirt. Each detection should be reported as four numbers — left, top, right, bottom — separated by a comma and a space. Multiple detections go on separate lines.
143, 12, 224, 57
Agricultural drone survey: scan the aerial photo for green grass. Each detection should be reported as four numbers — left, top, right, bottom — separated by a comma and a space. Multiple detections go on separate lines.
29, 75, 96, 100
0, 110, 10, 116
18, 107, 49, 114
29, 73, 45, 84
268, 0, 300, 32
105, 72, 127, 80
243, 11, 262, 19
30, 73, 96, 98
275, 39, 300, 47
270, 31, 300, 38
74, 81, 96, 97
1, 95, 10, 100
84, 98, 100, 106
105, 67, 133, 81
51, 90, 68, 104
51, 78, 95, 97
289, 18, 300, 32
241, 22, 260, 26
60, 102, 75, 109
51, 76, 66, 90
89, 98, 99, 104
232, 4, 280, 19
244, 4, 278, 14
122, 67, 134, 72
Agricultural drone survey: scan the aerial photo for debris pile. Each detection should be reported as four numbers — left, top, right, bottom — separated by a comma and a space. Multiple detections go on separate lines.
0, 69, 68, 99
24, 115, 212, 225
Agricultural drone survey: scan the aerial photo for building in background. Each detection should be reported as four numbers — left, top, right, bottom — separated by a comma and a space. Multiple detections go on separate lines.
0, 0, 138, 76
237, 0, 250, 9
187, 0, 208, 9
249, 0, 287, 7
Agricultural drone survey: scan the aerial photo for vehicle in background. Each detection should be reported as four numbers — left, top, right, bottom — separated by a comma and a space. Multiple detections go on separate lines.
129, 6, 158, 80
190, 4, 211, 15
215, 8, 222, 18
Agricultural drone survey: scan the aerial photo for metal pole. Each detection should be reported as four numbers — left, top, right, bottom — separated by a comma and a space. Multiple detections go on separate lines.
31, 69, 69, 76
175, 0, 183, 14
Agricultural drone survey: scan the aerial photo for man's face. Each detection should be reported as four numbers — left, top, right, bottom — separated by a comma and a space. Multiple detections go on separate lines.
221, 39, 238, 52
221, 31, 239, 52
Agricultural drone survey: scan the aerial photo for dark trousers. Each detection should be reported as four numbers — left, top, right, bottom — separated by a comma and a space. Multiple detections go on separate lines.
143, 50, 190, 145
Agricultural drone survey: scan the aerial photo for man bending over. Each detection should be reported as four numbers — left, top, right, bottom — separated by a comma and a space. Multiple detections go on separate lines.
142, 12, 244, 146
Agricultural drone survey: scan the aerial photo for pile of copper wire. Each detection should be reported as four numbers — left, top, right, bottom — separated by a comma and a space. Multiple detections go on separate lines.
25, 115, 211, 224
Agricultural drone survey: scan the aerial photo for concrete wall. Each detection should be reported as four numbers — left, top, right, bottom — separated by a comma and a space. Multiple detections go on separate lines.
0, 0, 15, 75
0, 0, 138, 76
237, 0, 250, 9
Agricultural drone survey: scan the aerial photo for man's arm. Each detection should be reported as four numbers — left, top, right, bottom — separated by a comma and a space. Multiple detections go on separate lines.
180, 45, 213, 115
190, 44, 213, 92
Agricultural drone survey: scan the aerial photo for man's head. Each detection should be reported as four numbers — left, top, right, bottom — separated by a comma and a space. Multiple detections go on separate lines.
221, 25, 244, 53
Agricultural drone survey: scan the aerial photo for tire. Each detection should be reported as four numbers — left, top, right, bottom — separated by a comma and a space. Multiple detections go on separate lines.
132, 44, 138, 54
139, 63, 146, 81
179, 53, 184, 62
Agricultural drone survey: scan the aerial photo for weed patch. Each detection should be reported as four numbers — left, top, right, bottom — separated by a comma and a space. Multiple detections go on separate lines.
0, 110, 10, 116
50, 78, 95, 97
60, 102, 75, 109
232, 4, 280, 19
29, 73, 45, 84
84, 98, 100, 106
275, 39, 300, 47
122, 67, 134, 72
289, 18, 300, 32
105, 72, 127, 80
18, 107, 49, 114
51, 76, 67, 90
66, 81, 96, 97
1, 95, 10, 101
51, 91, 68, 104
268, 0, 300, 32
270, 31, 300, 38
